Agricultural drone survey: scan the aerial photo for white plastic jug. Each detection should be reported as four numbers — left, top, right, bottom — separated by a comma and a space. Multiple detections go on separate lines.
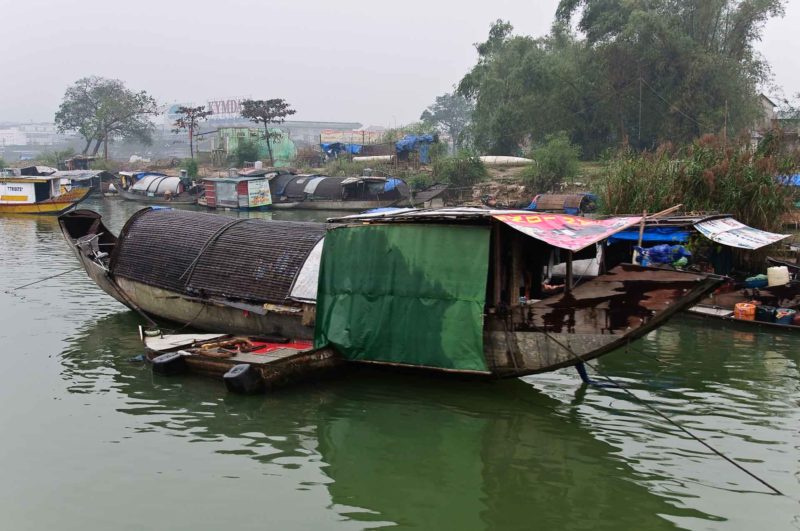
767, 266, 790, 287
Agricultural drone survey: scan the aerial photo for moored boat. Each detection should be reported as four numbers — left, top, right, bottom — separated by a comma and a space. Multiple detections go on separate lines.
59, 208, 325, 338
0, 173, 92, 215
315, 208, 720, 377
62, 207, 720, 385
115, 172, 202, 205
270, 174, 409, 210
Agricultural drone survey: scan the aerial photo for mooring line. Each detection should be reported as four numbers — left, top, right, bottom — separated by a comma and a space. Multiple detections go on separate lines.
525, 321, 785, 497
4, 266, 84, 292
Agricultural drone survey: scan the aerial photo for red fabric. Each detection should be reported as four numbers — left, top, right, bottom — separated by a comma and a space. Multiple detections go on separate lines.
250, 340, 313, 354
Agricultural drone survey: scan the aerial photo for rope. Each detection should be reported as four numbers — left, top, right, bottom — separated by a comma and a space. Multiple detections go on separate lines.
523, 316, 785, 496
4, 267, 84, 292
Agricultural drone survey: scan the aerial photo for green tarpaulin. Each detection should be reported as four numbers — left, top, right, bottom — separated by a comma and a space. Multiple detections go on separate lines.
314, 224, 490, 372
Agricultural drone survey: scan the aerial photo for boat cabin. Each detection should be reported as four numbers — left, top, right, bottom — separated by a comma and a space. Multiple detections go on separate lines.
203, 175, 272, 209
0, 174, 63, 205
316, 208, 718, 376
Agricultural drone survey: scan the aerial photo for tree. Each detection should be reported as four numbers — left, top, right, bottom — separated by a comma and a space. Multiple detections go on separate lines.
240, 99, 296, 165
458, 3, 785, 157
523, 132, 581, 192
55, 76, 157, 159
420, 92, 474, 152
172, 105, 213, 158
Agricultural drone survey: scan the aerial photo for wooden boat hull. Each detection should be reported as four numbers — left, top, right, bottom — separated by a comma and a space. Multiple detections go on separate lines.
116, 181, 199, 205
688, 304, 800, 332
0, 187, 91, 215
482, 266, 720, 377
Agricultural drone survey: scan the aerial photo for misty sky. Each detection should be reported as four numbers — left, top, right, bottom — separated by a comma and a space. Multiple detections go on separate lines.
1, 0, 798, 127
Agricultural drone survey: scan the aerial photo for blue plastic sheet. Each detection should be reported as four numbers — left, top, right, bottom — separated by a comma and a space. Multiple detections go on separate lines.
778, 174, 800, 186
395, 134, 435, 163
607, 226, 691, 244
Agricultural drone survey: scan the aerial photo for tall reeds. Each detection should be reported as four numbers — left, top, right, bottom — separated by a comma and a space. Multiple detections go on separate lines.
598, 134, 798, 233
597, 133, 799, 269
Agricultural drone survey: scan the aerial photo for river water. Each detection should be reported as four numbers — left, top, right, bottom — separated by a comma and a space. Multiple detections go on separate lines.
1, 197, 798, 530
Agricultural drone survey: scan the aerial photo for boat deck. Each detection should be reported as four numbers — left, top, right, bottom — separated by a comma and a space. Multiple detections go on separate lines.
144, 333, 342, 392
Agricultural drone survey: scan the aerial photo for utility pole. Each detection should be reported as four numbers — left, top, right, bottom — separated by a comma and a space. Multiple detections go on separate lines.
723, 99, 728, 145
638, 76, 643, 143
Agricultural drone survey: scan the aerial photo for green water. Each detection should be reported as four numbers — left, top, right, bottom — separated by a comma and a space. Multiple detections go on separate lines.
1, 197, 798, 530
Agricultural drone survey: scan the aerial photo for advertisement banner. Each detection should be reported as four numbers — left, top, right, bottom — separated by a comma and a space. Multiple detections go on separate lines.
247, 179, 272, 207
493, 213, 642, 251
694, 218, 789, 250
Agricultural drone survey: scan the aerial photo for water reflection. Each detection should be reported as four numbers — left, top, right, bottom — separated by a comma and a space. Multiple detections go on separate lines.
59, 312, 719, 530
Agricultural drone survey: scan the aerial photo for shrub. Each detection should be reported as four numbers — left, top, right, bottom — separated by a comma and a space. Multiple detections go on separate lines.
233, 139, 260, 167
432, 152, 488, 188
523, 131, 581, 192
596, 134, 799, 268
182, 158, 199, 177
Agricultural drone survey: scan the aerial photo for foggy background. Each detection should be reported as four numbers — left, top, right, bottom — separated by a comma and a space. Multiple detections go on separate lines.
1, 0, 798, 127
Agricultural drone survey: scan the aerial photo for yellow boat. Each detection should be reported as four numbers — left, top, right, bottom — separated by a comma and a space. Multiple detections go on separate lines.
0, 175, 92, 215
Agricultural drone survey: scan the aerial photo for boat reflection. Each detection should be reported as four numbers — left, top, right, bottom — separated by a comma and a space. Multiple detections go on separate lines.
58, 312, 715, 530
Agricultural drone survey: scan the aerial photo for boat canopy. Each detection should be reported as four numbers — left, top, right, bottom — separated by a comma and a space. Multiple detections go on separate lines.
335, 208, 641, 252
693, 217, 789, 250
130, 175, 182, 194
606, 215, 789, 250
110, 208, 326, 305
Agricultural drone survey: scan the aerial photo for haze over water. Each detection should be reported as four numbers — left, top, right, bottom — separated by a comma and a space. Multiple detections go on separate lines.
0, 197, 798, 530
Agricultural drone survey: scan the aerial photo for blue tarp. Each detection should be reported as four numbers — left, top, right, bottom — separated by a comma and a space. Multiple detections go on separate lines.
607, 226, 691, 244
778, 174, 800, 186
384, 177, 402, 192
321, 143, 362, 156
395, 134, 435, 163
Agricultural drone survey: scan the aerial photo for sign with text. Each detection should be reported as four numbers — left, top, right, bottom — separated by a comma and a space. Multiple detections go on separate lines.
694, 217, 789, 250
247, 179, 272, 207
494, 213, 642, 251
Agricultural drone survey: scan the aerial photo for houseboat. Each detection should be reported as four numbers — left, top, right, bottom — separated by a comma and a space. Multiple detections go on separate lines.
202, 174, 272, 210
115, 171, 201, 205
62, 207, 720, 390
1, 172, 91, 214
270, 174, 409, 210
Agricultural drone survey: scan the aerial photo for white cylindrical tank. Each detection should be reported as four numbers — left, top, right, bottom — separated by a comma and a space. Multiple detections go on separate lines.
254, 160, 263, 170
479, 156, 534, 167
767, 266, 790, 287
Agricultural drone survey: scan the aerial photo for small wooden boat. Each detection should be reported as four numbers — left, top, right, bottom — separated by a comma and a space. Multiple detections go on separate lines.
0, 174, 92, 215
688, 281, 800, 331
142, 332, 343, 392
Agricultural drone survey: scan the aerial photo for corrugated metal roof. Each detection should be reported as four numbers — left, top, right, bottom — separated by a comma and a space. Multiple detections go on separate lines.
111, 208, 326, 304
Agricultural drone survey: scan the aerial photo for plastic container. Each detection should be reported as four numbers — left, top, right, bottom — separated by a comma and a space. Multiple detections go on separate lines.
734, 302, 757, 320
745, 274, 768, 288
756, 305, 776, 323
775, 308, 796, 325
767, 266, 790, 287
